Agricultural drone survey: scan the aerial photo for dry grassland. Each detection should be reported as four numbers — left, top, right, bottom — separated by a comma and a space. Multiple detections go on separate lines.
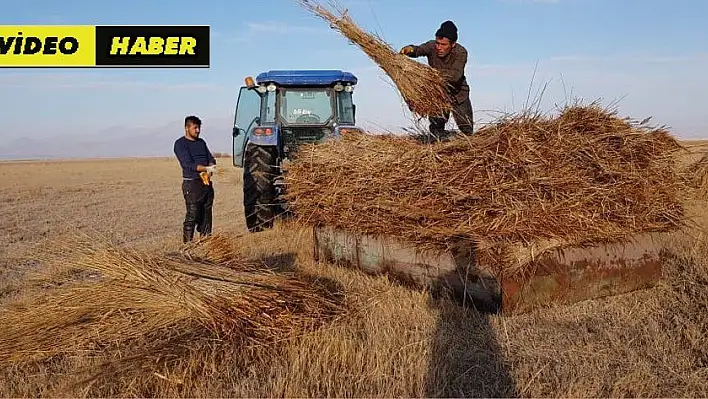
0, 148, 707, 397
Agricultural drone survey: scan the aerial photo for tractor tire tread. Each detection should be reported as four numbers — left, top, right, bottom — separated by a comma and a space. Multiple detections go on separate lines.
243, 144, 278, 232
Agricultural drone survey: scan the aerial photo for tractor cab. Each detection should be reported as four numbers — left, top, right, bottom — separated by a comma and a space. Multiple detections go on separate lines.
231, 69, 362, 167
231, 69, 363, 232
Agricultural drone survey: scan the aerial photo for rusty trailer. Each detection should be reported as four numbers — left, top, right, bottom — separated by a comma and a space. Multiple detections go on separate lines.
312, 226, 667, 315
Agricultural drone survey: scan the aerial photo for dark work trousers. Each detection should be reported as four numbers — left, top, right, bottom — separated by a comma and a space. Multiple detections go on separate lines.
429, 95, 475, 138
181, 178, 215, 243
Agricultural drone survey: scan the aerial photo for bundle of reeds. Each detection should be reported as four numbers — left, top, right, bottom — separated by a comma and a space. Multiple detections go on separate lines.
0, 234, 346, 392
296, 0, 452, 117
283, 103, 689, 274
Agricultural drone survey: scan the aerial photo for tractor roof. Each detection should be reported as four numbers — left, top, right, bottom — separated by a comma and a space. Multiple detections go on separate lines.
255, 69, 358, 86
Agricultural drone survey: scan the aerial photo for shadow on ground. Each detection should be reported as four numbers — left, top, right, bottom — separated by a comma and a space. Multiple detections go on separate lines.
424, 295, 518, 397
423, 242, 518, 397
258, 252, 298, 273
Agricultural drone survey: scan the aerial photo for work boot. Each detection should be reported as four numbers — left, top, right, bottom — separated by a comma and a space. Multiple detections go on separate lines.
183, 225, 195, 243
183, 203, 200, 242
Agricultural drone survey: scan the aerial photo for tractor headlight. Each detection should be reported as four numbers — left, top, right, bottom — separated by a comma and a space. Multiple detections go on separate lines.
267, 83, 276, 92
344, 84, 354, 92
334, 83, 344, 92
256, 85, 267, 93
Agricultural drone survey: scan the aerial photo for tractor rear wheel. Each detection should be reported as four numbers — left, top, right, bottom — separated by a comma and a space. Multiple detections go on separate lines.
243, 144, 279, 232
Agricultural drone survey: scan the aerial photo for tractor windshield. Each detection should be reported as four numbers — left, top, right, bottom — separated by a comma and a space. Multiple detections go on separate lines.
279, 88, 333, 125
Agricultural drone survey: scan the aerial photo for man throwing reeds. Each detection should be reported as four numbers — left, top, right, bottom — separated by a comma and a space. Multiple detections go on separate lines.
174, 115, 217, 243
400, 20, 474, 139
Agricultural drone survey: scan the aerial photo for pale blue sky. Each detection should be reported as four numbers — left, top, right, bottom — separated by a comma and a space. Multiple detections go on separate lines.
1, 0, 707, 158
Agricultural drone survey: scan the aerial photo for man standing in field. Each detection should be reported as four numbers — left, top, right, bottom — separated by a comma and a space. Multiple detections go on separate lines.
174, 115, 217, 243
399, 20, 474, 139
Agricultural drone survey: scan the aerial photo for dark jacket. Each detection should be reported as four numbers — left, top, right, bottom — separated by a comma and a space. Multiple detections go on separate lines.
405, 40, 470, 103
174, 136, 216, 180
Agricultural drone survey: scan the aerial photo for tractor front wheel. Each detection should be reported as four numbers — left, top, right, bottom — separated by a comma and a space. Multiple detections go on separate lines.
243, 144, 279, 232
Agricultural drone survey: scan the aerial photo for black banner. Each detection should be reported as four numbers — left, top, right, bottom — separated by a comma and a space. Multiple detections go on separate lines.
95, 25, 209, 67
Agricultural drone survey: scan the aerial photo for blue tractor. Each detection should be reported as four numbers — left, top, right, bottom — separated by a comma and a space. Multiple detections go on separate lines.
231, 69, 363, 232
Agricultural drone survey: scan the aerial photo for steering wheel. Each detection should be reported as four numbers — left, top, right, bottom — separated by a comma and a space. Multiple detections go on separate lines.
295, 113, 320, 123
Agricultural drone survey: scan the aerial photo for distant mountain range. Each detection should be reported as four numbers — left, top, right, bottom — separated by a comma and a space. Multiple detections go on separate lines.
0, 118, 234, 160
8, 116, 701, 161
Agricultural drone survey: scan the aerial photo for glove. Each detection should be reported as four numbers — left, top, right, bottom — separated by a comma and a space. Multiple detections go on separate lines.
399, 45, 414, 55
205, 165, 217, 175
199, 171, 211, 185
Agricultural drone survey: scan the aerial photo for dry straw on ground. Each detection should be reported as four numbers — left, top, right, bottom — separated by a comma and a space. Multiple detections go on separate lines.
296, 0, 452, 117
284, 102, 689, 275
0, 233, 346, 394
687, 151, 708, 198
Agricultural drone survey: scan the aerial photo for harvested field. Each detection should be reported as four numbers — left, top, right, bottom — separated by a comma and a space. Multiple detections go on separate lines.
284, 103, 693, 276
1, 147, 707, 397
688, 151, 708, 198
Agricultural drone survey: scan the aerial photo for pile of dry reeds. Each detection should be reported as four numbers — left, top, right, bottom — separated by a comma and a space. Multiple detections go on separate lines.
283, 102, 689, 274
0, 233, 345, 393
296, 0, 452, 117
